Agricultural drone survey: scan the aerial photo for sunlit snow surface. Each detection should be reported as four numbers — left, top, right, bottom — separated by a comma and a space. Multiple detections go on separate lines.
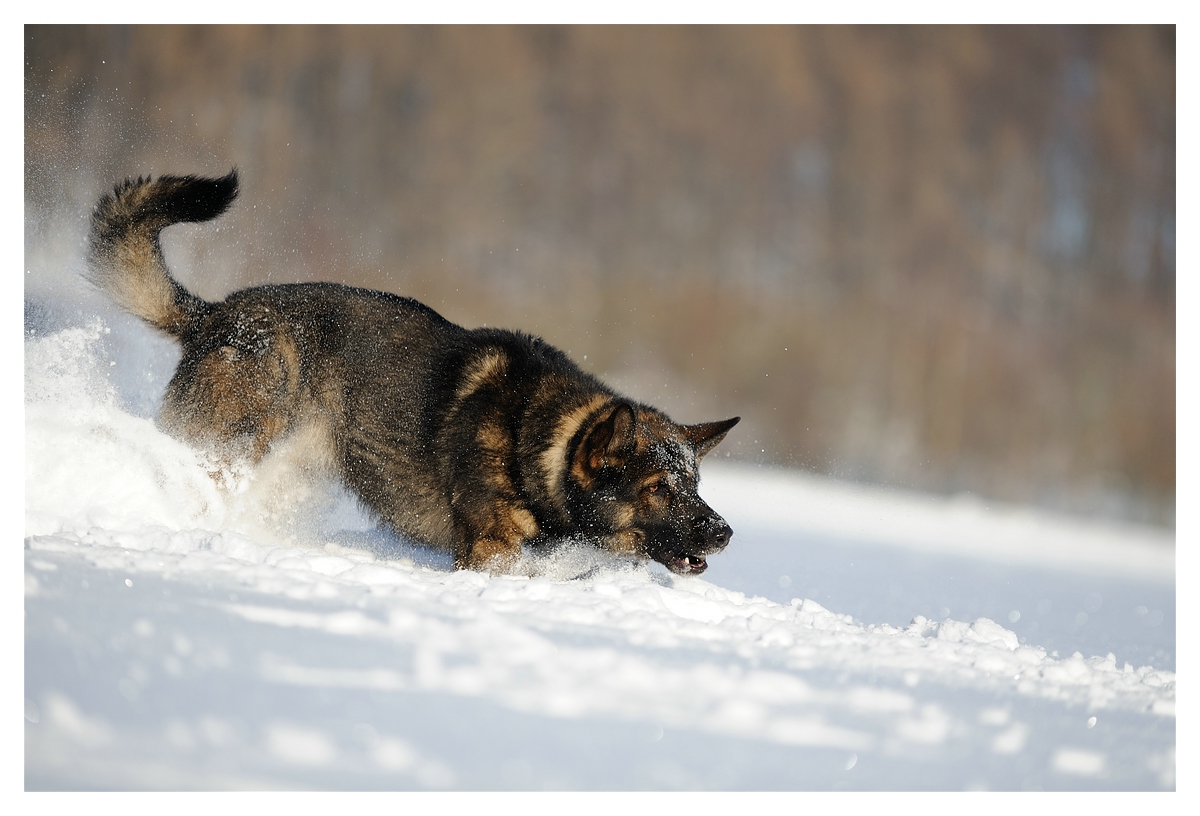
24, 320, 1175, 790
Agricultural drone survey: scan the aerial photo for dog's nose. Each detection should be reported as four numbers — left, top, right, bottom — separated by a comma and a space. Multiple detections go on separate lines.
705, 519, 732, 552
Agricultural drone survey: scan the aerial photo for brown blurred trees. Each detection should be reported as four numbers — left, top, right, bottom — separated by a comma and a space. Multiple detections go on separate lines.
24, 25, 1175, 524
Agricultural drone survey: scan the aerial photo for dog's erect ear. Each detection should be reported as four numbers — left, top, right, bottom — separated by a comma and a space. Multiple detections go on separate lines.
578, 402, 637, 477
684, 417, 740, 459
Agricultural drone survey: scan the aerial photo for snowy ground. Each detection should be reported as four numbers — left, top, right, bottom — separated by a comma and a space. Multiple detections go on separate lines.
23, 315, 1175, 791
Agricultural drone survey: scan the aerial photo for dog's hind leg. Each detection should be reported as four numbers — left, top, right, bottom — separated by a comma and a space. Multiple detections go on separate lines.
159, 331, 302, 468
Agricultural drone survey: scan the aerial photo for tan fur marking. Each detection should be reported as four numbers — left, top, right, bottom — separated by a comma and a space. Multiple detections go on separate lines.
470, 492, 540, 546
464, 537, 523, 572
610, 503, 636, 529
544, 394, 612, 501
276, 330, 302, 395
454, 350, 507, 406
476, 421, 514, 491
476, 421, 509, 453
510, 506, 540, 539
113, 240, 178, 328
603, 529, 645, 555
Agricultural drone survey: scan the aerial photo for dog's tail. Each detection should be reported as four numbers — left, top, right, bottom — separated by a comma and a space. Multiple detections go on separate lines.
86, 170, 239, 337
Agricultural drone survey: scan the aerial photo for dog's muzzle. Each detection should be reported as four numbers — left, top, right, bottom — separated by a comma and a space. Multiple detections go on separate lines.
664, 515, 733, 576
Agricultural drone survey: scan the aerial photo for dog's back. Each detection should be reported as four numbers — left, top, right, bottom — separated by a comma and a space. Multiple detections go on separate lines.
88, 171, 738, 573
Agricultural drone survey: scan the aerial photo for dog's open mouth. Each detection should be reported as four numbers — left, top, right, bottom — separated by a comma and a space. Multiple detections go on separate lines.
665, 553, 708, 575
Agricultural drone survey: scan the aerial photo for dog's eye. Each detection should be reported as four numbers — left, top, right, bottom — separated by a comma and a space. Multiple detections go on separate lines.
644, 482, 669, 497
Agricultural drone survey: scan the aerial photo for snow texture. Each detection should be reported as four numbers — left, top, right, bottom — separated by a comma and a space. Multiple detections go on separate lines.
24, 319, 1175, 790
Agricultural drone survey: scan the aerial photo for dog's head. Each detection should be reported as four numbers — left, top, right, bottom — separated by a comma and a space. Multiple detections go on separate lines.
566, 401, 739, 575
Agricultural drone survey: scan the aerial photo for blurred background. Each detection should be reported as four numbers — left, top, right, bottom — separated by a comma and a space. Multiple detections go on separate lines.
24, 25, 1175, 527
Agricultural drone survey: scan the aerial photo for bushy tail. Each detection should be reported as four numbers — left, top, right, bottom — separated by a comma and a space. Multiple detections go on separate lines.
86, 170, 239, 337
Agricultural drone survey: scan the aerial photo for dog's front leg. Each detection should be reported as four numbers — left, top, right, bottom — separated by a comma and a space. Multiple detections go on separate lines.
446, 424, 542, 573
452, 500, 541, 574
440, 401, 544, 573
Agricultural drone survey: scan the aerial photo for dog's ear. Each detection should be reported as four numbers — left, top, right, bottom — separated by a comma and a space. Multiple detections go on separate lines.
684, 417, 740, 459
578, 402, 637, 478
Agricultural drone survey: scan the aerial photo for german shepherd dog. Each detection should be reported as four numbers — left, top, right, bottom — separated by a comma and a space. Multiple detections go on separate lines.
86, 171, 739, 575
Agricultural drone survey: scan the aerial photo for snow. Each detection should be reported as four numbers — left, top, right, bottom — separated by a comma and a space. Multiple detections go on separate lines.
23, 317, 1175, 791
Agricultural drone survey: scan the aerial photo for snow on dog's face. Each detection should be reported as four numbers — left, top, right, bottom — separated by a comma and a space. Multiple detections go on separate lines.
568, 403, 738, 575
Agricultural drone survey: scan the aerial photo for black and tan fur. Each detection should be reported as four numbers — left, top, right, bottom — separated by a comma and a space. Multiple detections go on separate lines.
87, 170, 739, 574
